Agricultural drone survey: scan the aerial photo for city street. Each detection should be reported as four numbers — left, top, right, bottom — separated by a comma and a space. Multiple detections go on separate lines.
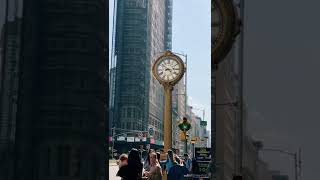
109, 161, 121, 180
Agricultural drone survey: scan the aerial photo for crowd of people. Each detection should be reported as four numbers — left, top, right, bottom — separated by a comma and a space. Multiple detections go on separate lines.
115, 148, 213, 180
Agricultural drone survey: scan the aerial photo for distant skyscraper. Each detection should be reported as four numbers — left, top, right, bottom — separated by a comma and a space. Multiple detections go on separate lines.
112, 0, 172, 151
0, 1, 106, 179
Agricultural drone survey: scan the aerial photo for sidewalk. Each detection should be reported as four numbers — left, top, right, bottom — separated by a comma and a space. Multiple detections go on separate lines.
109, 159, 118, 166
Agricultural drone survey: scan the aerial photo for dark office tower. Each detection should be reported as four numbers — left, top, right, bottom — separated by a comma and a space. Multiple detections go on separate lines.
112, 0, 170, 151
0, 0, 107, 180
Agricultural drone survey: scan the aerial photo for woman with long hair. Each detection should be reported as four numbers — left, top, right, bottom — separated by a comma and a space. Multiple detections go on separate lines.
117, 148, 143, 180
144, 149, 152, 171
144, 152, 162, 180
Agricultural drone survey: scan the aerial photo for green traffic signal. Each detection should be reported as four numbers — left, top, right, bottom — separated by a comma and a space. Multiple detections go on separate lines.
179, 121, 191, 131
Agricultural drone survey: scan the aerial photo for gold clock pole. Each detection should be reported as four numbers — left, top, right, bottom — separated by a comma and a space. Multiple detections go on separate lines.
152, 51, 185, 155
163, 84, 173, 152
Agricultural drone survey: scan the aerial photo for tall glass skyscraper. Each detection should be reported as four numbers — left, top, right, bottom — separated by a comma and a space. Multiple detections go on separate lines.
111, 0, 172, 151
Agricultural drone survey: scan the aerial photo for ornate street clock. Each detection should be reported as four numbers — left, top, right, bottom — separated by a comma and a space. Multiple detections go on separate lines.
212, 0, 240, 65
152, 51, 185, 85
152, 51, 185, 152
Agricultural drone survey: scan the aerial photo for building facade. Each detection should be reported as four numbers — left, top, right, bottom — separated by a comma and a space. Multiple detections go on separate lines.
215, 45, 240, 180
172, 80, 186, 150
112, 0, 172, 152
0, 0, 107, 179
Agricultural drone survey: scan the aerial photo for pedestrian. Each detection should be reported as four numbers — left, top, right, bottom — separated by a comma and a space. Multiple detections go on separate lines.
144, 150, 152, 171
175, 155, 181, 165
183, 153, 192, 173
118, 154, 128, 168
116, 148, 143, 180
143, 152, 162, 180
165, 150, 178, 174
167, 163, 189, 180
175, 149, 180, 156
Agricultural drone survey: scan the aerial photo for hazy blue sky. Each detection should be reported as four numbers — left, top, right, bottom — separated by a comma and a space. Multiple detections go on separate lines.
172, 0, 211, 129
109, 0, 211, 130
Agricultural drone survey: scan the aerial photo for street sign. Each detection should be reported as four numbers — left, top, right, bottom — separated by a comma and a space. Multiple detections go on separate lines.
195, 147, 211, 161
200, 121, 207, 126
127, 137, 134, 142
117, 136, 125, 141
195, 147, 211, 175
198, 161, 210, 174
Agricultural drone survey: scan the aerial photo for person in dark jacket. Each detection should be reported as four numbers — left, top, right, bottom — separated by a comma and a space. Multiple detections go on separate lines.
165, 150, 178, 174
167, 163, 189, 180
117, 148, 143, 180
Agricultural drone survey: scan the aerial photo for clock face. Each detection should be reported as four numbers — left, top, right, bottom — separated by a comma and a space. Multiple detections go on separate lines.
152, 52, 185, 84
156, 58, 181, 81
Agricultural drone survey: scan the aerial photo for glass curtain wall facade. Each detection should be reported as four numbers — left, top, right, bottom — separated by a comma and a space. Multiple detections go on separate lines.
113, 0, 172, 151
114, 0, 150, 134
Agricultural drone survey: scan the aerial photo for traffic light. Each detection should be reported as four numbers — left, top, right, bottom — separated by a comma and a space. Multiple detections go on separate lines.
178, 117, 191, 131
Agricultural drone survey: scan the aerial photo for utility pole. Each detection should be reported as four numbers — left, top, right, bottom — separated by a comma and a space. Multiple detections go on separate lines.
299, 148, 302, 178
294, 152, 298, 180
263, 148, 301, 180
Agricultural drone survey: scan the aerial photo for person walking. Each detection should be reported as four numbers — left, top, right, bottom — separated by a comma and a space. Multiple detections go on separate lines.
144, 150, 152, 171
118, 154, 128, 168
167, 163, 189, 180
165, 150, 178, 174
143, 152, 162, 180
183, 154, 192, 173
117, 148, 143, 180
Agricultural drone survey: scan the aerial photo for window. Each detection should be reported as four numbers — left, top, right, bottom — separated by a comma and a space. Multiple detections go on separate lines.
121, 108, 126, 118
127, 108, 132, 118
133, 108, 136, 118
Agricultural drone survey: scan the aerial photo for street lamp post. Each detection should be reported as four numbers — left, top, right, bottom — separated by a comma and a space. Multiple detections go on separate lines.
173, 52, 188, 116
262, 148, 302, 180
190, 140, 195, 158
